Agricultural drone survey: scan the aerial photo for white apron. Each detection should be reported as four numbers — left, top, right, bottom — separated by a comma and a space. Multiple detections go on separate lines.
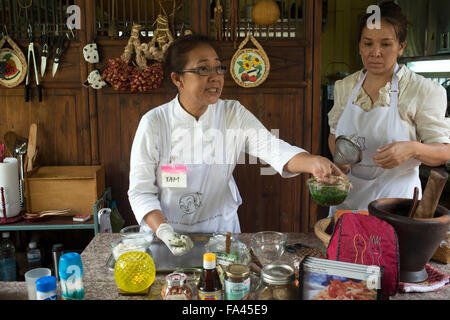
154, 103, 242, 233
329, 65, 422, 217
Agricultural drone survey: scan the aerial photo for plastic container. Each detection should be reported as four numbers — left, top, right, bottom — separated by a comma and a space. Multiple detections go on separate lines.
25, 268, 51, 300
0, 232, 16, 281
59, 252, 84, 300
26, 241, 41, 270
36, 276, 57, 300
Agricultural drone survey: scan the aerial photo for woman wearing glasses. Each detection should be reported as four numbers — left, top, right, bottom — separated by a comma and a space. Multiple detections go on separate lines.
128, 34, 345, 256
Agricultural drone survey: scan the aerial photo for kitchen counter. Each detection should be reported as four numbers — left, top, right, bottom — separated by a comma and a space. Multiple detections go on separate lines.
1, 233, 448, 300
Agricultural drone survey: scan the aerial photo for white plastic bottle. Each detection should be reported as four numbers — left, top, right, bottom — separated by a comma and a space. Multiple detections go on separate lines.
0, 232, 17, 281
26, 241, 41, 270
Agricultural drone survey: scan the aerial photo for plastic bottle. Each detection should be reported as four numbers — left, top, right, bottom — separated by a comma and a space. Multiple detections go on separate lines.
0, 232, 17, 281
197, 252, 223, 300
26, 241, 41, 270
59, 252, 84, 300
36, 276, 58, 300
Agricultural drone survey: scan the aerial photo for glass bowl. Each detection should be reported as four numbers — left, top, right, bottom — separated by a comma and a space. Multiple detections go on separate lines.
307, 176, 351, 207
251, 231, 288, 262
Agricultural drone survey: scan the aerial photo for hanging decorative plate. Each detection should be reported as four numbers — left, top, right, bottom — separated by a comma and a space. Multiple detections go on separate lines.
0, 36, 27, 88
230, 34, 270, 88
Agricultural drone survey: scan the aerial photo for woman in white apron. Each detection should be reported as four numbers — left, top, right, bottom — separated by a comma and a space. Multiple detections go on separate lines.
328, 2, 450, 217
129, 34, 346, 256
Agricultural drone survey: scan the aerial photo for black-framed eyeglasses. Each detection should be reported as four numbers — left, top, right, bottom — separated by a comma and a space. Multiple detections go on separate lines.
178, 65, 228, 76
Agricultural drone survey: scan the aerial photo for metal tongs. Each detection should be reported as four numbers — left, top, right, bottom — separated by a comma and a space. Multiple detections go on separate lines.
25, 25, 42, 102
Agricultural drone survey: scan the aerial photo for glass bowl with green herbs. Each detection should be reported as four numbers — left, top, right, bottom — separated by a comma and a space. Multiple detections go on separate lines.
307, 176, 351, 207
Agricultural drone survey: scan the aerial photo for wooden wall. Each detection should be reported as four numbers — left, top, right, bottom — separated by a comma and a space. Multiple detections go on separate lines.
0, 0, 323, 233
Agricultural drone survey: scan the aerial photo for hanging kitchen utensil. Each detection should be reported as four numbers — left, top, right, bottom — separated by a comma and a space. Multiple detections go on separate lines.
3, 131, 18, 157
412, 168, 448, 219
40, 24, 50, 77
52, 27, 74, 77
230, 34, 270, 88
0, 34, 27, 88
333, 135, 364, 166
25, 25, 42, 102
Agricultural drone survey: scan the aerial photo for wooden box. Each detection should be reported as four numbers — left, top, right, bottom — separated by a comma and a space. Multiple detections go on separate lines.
25, 166, 105, 215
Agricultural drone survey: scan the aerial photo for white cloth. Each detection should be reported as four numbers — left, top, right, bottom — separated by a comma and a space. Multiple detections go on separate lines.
329, 65, 450, 145
128, 96, 306, 233
329, 65, 422, 217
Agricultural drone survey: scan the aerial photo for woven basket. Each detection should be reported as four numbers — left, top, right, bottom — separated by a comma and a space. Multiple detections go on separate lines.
314, 217, 333, 247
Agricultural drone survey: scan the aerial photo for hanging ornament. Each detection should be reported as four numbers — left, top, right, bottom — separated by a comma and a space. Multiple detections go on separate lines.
251, 0, 280, 27
230, 34, 270, 88
0, 35, 27, 88
213, 0, 224, 41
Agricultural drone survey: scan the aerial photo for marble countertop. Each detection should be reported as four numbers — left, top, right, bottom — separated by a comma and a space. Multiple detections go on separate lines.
1, 232, 448, 300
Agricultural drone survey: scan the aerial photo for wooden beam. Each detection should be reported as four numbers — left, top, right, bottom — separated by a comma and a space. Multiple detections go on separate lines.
189, 0, 209, 35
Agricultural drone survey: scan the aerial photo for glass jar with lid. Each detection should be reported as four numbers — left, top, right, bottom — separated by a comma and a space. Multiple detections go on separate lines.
255, 264, 299, 300
224, 264, 251, 300
162, 272, 193, 300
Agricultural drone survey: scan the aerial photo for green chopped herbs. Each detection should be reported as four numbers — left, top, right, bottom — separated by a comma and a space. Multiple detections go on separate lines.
308, 176, 350, 207
310, 187, 349, 206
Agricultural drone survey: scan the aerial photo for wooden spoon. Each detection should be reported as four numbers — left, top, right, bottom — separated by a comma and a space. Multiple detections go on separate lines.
24, 208, 71, 222
26, 123, 37, 172
407, 186, 419, 218
413, 168, 448, 219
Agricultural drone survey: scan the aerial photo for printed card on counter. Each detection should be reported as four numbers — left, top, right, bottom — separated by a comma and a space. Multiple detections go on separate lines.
299, 256, 382, 300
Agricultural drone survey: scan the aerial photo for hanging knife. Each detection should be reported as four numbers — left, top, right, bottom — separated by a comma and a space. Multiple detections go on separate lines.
52, 26, 65, 78
40, 25, 49, 77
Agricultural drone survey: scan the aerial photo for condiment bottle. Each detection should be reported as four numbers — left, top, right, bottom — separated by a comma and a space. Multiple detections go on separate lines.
197, 253, 223, 300
162, 272, 192, 300
224, 264, 251, 300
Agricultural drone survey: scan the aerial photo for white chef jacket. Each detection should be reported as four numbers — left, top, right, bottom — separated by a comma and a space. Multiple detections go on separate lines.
128, 96, 306, 233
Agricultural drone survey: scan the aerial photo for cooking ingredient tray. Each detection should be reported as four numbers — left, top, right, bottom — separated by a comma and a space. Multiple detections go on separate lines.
107, 234, 211, 272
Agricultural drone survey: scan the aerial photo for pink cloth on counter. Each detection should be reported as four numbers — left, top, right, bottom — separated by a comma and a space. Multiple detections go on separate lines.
399, 264, 450, 293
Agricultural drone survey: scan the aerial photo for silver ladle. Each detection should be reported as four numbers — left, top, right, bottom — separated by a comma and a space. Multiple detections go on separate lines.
15, 140, 27, 209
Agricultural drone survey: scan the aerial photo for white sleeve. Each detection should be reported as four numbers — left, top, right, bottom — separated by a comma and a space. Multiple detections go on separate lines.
237, 103, 308, 178
128, 111, 162, 225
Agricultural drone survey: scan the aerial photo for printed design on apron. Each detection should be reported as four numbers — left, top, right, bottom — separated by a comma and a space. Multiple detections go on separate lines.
179, 192, 202, 217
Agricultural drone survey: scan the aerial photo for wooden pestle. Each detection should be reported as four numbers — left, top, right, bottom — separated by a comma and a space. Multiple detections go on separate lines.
413, 168, 448, 219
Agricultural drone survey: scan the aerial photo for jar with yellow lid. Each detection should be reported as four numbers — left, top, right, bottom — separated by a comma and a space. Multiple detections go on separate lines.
224, 264, 251, 300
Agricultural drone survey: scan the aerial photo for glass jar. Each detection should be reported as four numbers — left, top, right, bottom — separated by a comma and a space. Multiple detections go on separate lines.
256, 264, 299, 300
224, 264, 251, 300
162, 272, 193, 300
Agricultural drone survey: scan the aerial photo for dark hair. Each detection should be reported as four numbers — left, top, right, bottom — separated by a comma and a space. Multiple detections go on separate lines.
358, 1, 410, 43
164, 34, 219, 75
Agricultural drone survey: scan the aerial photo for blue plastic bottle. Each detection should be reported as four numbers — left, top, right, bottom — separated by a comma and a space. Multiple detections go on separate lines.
36, 276, 58, 300
0, 232, 16, 281
59, 252, 84, 300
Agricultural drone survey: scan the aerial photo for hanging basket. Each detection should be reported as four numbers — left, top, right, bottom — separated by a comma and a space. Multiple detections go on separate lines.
230, 34, 270, 88
0, 35, 27, 88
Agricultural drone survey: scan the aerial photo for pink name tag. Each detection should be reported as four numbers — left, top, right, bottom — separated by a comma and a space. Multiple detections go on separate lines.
161, 166, 187, 188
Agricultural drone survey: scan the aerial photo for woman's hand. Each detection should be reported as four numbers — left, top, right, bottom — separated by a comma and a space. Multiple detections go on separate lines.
285, 153, 348, 182
309, 155, 348, 182
373, 141, 417, 169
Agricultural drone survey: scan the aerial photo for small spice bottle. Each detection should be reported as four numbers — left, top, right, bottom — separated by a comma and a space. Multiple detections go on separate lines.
256, 264, 299, 300
224, 264, 251, 300
162, 272, 192, 300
